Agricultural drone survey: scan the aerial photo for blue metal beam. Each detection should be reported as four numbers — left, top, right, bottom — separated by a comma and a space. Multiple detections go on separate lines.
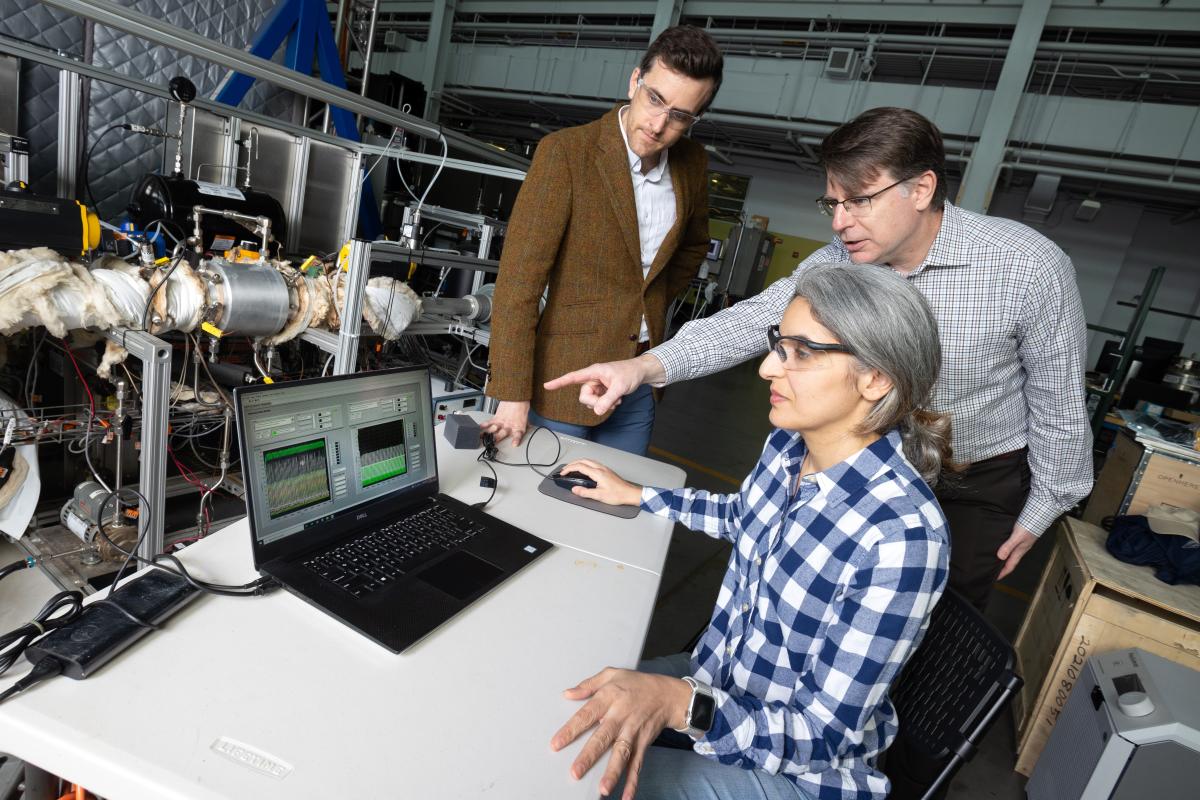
215, 0, 378, 236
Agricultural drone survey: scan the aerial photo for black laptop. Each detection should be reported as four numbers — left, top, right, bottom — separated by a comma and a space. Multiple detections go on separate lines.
232, 366, 551, 653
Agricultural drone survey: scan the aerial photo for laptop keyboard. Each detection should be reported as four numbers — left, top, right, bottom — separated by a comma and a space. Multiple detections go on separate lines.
303, 502, 486, 598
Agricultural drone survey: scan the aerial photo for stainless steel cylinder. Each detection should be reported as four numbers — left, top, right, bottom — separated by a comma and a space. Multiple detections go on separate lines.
421, 292, 492, 323
202, 259, 292, 337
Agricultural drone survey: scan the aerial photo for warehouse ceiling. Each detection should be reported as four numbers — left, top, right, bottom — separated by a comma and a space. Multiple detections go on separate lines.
356, 6, 1200, 211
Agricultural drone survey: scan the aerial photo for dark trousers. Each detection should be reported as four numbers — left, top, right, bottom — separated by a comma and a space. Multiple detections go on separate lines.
884, 450, 1030, 799
937, 449, 1031, 612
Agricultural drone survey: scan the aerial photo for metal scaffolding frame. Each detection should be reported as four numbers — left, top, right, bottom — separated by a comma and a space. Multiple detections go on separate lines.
0, 0, 526, 563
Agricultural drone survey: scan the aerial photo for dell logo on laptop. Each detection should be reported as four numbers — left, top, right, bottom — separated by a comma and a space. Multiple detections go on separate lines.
356, 512, 369, 521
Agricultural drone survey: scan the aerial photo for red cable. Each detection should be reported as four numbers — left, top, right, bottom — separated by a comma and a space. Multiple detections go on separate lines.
61, 339, 96, 418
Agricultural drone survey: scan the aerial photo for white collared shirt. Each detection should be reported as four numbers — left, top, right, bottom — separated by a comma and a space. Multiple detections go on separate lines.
617, 106, 677, 342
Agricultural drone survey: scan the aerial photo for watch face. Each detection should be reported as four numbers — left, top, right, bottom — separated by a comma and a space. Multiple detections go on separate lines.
691, 691, 717, 733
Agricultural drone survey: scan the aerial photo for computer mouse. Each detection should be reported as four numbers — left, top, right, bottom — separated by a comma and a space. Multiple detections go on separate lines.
553, 470, 597, 490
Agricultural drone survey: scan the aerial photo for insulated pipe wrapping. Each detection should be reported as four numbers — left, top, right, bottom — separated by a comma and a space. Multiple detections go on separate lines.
97, 339, 129, 381
0, 249, 120, 336
147, 259, 206, 334
331, 272, 421, 340
261, 266, 332, 346
0, 247, 423, 354
91, 257, 151, 328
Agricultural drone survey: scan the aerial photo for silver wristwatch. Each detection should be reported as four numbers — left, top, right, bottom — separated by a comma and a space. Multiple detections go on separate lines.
674, 676, 716, 738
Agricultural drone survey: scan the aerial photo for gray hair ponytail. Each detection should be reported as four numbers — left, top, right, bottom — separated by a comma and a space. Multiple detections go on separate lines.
793, 262, 953, 485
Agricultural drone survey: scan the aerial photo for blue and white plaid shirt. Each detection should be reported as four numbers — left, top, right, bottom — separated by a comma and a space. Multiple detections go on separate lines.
641, 429, 949, 800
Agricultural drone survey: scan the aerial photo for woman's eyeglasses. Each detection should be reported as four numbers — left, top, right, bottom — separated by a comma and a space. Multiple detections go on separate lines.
766, 325, 854, 370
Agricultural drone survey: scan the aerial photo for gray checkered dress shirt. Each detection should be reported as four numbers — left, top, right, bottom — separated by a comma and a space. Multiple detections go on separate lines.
651, 202, 1093, 536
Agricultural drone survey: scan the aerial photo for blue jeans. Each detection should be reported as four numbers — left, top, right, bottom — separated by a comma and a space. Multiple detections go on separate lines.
528, 383, 655, 457
612, 654, 815, 800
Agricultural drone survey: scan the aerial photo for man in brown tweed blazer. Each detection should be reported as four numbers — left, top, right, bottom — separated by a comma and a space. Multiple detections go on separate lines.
481, 26, 723, 456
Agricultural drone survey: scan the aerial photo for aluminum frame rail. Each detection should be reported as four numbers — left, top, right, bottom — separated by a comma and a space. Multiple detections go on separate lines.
298, 240, 498, 374
0, 35, 526, 183
38, 0, 529, 172
104, 328, 172, 559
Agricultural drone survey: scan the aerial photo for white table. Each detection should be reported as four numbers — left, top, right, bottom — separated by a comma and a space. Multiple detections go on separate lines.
0, 429, 685, 799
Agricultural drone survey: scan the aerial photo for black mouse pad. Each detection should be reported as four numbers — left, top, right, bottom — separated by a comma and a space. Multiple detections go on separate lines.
536, 475, 641, 519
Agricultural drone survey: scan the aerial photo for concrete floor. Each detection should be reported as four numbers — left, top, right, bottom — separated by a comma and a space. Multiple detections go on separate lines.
641, 359, 1036, 800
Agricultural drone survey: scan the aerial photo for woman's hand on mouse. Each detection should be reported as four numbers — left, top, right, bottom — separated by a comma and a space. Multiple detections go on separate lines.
559, 460, 643, 507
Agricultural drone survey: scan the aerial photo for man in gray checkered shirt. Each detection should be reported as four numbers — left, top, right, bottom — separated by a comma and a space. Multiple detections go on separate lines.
546, 107, 1093, 614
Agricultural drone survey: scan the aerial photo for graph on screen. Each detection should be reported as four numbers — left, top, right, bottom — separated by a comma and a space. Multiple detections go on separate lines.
263, 438, 331, 519
357, 421, 407, 488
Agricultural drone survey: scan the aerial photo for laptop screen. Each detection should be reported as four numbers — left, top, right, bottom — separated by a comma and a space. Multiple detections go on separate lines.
237, 368, 436, 546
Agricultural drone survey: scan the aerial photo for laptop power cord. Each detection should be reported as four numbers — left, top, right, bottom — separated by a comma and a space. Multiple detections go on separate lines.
0, 570, 200, 705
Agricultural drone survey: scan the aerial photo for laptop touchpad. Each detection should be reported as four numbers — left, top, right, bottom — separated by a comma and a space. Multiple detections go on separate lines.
418, 551, 504, 601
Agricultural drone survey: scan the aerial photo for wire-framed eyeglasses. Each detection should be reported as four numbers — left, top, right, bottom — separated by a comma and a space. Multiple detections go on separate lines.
636, 78, 701, 129
814, 177, 910, 217
766, 325, 854, 370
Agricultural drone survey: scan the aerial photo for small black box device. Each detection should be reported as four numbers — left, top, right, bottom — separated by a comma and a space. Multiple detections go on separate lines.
25, 570, 200, 680
443, 413, 483, 449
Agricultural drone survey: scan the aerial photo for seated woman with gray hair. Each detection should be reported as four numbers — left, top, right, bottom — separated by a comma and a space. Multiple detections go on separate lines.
549, 262, 952, 800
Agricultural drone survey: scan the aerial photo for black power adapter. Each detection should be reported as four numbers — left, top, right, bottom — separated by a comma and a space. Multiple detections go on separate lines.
26, 569, 200, 680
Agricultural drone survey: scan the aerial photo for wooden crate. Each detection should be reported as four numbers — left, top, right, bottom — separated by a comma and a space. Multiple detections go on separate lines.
1083, 429, 1200, 524
1011, 517, 1200, 776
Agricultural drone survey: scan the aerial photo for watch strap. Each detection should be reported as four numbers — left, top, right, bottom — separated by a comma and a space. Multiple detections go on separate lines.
673, 676, 716, 737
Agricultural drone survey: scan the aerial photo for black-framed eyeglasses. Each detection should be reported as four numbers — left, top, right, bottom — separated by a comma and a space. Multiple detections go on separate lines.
767, 325, 854, 370
636, 78, 701, 129
814, 177, 910, 217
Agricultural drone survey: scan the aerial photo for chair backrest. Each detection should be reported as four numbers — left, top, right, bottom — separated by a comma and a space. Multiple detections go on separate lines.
889, 588, 1023, 764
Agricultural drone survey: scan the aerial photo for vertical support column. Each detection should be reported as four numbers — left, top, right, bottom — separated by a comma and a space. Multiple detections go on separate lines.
340, 150, 364, 244
473, 223, 494, 294
955, 0, 1051, 212
650, 0, 683, 42
335, 239, 371, 375
422, 0, 457, 122
358, 0, 380, 99
220, 116, 242, 186
286, 136, 311, 253
105, 329, 171, 559
57, 69, 83, 199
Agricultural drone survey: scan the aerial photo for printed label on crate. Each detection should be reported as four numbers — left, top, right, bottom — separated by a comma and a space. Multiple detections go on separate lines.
1045, 632, 1091, 730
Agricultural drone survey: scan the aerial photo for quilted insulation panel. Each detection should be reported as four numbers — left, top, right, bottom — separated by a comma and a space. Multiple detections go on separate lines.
1, 0, 296, 213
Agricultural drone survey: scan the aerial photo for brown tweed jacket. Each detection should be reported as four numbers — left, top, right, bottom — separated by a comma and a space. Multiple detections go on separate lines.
486, 106, 710, 426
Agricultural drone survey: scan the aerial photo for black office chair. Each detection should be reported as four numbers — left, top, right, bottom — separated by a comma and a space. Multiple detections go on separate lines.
884, 589, 1024, 800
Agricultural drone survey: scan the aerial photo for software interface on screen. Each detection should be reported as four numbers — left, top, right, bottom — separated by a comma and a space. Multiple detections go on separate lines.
239, 370, 434, 545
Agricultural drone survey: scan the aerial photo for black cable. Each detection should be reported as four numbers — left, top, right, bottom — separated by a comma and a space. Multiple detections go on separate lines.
0, 590, 83, 679
472, 451, 498, 510
471, 426, 563, 510
82, 124, 126, 214
484, 425, 562, 476
0, 556, 34, 583
140, 250, 185, 332
93, 487, 276, 598
0, 657, 62, 705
